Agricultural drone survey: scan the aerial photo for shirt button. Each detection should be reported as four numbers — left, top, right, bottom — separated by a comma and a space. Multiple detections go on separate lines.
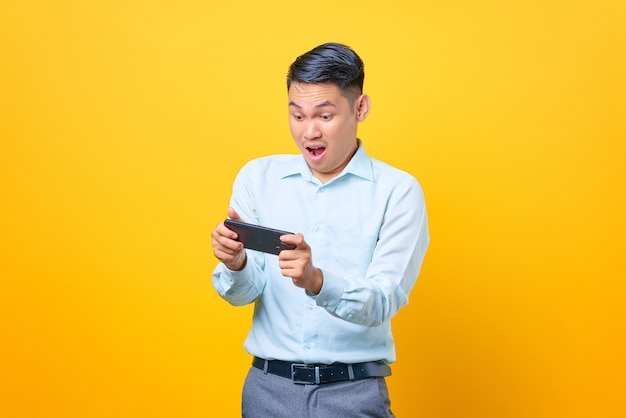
322, 301, 329, 307
307, 304, 314, 310
314, 226, 320, 233
305, 344, 312, 349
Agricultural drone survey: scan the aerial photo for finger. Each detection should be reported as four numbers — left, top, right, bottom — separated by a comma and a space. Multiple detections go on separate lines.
227, 207, 244, 222
216, 220, 239, 240
212, 228, 243, 251
221, 226, 238, 240
220, 235, 244, 252
280, 232, 306, 248
279, 265, 298, 279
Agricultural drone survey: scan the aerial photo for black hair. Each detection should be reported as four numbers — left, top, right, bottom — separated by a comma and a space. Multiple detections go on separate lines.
286, 42, 365, 98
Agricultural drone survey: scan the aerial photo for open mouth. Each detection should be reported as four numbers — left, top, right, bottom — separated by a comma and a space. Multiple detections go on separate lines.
306, 146, 326, 157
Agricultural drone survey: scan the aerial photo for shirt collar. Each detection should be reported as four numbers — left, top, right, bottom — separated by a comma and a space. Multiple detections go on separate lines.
281, 140, 374, 183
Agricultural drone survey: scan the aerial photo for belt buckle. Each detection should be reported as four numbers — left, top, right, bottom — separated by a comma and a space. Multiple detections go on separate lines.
291, 363, 320, 385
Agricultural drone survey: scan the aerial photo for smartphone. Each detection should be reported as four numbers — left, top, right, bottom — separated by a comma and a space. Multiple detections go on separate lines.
224, 219, 296, 255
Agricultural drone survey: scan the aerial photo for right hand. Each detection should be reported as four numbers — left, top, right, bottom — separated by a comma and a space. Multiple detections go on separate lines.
211, 208, 247, 271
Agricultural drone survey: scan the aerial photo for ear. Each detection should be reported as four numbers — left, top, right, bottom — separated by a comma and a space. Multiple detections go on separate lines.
355, 94, 371, 122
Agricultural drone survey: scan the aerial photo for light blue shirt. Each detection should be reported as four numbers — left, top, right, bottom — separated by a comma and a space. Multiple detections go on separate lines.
212, 142, 429, 364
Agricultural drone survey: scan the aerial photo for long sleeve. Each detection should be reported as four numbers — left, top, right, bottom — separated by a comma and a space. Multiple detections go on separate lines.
212, 252, 266, 306
312, 176, 429, 327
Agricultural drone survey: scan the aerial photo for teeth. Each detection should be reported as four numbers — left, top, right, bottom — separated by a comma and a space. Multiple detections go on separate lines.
306, 146, 324, 156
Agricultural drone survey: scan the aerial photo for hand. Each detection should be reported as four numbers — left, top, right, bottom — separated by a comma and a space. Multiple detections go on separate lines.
278, 233, 323, 294
211, 208, 247, 271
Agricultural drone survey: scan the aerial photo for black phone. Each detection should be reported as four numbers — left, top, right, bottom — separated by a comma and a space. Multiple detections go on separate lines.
224, 219, 296, 255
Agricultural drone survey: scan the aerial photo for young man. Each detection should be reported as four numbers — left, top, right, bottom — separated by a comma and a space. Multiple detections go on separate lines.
211, 42, 429, 417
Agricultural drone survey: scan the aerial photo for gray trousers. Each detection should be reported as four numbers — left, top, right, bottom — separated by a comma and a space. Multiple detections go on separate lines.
242, 366, 395, 418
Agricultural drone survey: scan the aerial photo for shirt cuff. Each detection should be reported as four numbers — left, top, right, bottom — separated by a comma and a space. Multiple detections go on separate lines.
222, 259, 253, 284
310, 269, 343, 312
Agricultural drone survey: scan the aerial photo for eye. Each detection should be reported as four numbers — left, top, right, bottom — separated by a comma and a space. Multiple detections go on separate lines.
293, 114, 304, 121
321, 114, 333, 121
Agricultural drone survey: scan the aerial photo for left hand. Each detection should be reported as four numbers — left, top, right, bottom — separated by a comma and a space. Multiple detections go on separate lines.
278, 233, 323, 294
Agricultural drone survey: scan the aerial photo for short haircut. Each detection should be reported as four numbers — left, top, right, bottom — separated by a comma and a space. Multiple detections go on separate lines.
286, 42, 365, 99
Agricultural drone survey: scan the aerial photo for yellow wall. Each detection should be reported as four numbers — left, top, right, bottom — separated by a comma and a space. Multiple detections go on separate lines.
1, 1, 624, 417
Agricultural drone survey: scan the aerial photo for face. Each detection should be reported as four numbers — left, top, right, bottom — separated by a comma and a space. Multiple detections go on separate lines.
288, 82, 369, 183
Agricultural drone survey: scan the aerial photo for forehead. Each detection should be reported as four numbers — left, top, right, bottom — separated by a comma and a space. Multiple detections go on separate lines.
288, 82, 350, 107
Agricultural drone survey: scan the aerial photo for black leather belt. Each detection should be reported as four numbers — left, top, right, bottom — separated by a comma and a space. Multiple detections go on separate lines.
252, 357, 391, 385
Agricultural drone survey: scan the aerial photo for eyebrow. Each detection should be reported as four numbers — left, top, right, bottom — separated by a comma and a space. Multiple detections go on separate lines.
288, 100, 337, 109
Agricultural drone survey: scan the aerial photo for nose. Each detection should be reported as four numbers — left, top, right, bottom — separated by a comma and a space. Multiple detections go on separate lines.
303, 120, 321, 140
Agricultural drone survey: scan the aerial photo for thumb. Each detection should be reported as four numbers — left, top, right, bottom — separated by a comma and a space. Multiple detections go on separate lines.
227, 207, 244, 222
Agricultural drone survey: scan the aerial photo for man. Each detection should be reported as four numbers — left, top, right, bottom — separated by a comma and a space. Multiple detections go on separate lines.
211, 42, 429, 417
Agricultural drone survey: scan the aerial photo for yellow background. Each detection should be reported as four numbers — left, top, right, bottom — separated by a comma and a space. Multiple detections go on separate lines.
1, 1, 624, 417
